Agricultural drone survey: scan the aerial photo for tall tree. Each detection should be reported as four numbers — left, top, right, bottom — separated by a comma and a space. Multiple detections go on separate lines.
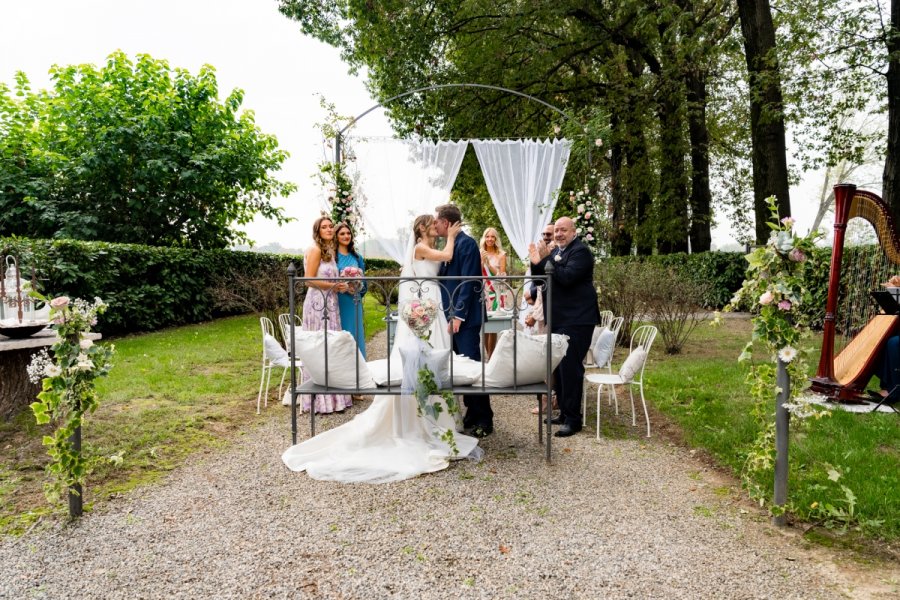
737, 0, 791, 243
0, 52, 295, 249
883, 0, 900, 215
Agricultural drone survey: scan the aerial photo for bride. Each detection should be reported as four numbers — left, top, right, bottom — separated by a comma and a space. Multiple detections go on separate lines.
281, 214, 482, 483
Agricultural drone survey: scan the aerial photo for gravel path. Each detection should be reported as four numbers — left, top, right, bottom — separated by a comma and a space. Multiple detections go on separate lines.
1, 331, 896, 599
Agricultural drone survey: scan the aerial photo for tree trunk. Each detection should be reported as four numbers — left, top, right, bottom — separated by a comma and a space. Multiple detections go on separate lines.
685, 67, 713, 252
655, 91, 690, 254
737, 0, 791, 243
0, 348, 41, 420
884, 0, 900, 219
608, 114, 633, 256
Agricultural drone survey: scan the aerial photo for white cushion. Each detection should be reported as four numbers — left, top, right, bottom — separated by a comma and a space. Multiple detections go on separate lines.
369, 353, 482, 387
263, 334, 290, 366
449, 355, 482, 385
592, 328, 616, 368
399, 345, 451, 387
618, 347, 647, 382
481, 330, 569, 387
585, 325, 603, 363
292, 330, 376, 389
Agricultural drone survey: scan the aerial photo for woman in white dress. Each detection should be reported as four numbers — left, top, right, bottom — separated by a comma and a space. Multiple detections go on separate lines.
281, 215, 482, 483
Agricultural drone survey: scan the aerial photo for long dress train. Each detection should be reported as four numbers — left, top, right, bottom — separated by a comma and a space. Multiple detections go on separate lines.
281, 256, 481, 483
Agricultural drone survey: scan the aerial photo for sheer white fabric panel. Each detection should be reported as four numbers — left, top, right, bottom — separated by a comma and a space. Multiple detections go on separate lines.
350, 138, 468, 262
471, 139, 572, 262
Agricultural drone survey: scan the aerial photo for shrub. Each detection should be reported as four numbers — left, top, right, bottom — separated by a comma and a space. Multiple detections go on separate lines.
595, 260, 654, 344
640, 263, 710, 354
1, 237, 303, 335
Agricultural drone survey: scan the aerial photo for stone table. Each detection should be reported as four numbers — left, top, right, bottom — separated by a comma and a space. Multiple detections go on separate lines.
0, 329, 101, 419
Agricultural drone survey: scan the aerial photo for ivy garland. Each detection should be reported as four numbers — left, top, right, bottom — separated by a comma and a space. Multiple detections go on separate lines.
726, 197, 829, 503
27, 294, 115, 505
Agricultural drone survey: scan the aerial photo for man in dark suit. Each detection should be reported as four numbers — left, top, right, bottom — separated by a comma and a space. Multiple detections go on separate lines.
529, 217, 600, 437
435, 204, 493, 437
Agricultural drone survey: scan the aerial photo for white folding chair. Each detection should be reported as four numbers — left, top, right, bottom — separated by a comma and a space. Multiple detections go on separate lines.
276, 313, 305, 407
584, 310, 615, 366
583, 324, 657, 439
581, 316, 624, 425
258, 317, 294, 414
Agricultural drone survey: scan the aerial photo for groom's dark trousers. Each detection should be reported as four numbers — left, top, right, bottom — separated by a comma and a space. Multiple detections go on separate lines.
453, 322, 493, 429
440, 230, 493, 430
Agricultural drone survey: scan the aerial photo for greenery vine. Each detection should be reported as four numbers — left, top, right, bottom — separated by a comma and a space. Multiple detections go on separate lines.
27, 295, 114, 504
727, 197, 829, 504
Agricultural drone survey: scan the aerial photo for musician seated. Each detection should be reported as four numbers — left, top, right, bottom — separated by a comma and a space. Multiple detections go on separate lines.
873, 335, 900, 397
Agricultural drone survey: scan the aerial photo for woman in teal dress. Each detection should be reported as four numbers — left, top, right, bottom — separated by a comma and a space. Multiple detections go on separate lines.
335, 222, 367, 358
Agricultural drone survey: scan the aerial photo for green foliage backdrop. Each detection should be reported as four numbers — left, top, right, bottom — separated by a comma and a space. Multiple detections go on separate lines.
0, 52, 295, 249
2, 235, 401, 336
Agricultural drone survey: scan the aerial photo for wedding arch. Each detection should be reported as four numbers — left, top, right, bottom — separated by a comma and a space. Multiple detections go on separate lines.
330, 84, 590, 265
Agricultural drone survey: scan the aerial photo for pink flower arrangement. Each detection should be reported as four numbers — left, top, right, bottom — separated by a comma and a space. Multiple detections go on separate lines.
788, 248, 806, 262
339, 266, 363, 293
401, 298, 437, 341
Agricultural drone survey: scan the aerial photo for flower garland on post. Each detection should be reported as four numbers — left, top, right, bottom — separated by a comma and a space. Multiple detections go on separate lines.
400, 298, 460, 456
315, 95, 363, 235
726, 197, 827, 511
27, 295, 114, 517
568, 166, 610, 259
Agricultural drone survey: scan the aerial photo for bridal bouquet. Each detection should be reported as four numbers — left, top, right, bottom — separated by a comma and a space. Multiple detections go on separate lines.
339, 265, 363, 294
400, 297, 437, 341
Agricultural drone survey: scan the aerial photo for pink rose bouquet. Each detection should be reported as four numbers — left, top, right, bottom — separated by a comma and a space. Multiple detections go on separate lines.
400, 298, 437, 341
339, 265, 364, 294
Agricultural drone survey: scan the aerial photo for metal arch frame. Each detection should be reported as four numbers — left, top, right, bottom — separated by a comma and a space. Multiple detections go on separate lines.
334, 82, 590, 165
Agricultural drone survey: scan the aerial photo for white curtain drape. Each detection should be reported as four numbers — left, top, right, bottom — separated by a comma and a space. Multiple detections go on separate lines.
349, 138, 468, 262
471, 139, 572, 262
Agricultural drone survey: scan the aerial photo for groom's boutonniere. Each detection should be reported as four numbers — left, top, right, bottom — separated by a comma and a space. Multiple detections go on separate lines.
553, 254, 562, 262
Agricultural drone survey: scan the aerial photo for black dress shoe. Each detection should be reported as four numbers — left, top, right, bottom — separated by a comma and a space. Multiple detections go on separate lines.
554, 424, 581, 437
544, 415, 565, 425
469, 425, 493, 438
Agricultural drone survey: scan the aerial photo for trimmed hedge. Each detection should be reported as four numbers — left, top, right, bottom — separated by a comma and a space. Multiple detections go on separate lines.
1, 237, 399, 335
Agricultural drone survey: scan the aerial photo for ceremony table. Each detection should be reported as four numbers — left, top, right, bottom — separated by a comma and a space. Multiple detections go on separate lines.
0, 329, 101, 419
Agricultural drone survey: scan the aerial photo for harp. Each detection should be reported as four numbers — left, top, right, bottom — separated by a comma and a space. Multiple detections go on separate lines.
810, 184, 900, 400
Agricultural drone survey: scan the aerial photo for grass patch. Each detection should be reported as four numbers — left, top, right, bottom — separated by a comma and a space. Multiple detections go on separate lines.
617, 317, 900, 549
0, 298, 387, 534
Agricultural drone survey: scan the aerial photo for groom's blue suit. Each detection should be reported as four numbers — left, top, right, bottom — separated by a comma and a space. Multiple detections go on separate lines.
439, 230, 493, 431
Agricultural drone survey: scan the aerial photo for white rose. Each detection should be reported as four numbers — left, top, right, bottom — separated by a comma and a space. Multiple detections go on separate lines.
44, 364, 62, 377
80, 339, 94, 350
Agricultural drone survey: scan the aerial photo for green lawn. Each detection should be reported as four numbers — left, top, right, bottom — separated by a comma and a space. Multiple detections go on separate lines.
628, 317, 900, 548
0, 297, 387, 533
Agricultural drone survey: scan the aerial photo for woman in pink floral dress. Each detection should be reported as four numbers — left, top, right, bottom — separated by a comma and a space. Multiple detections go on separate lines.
299, 216, 353, 413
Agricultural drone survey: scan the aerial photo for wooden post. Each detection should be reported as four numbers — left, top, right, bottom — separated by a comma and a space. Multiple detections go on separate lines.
773, 357, 790, 526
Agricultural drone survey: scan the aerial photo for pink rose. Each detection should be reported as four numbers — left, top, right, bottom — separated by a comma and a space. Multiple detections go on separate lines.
759, 291, 774, 305
778, 299, 792, 311
788, 248, 806, 262
414, 306, 426, 317
50, 296, 70, 308
781, 216, 795, 228
585, 212, 592, 219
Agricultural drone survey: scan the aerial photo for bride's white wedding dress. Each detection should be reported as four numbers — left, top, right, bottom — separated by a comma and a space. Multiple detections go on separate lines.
281, 248, 482, 484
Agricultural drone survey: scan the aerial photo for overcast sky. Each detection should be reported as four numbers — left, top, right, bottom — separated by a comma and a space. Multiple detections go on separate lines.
0, 0, 871, 254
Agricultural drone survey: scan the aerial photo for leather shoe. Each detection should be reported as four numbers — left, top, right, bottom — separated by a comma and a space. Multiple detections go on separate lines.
554, 424, 581, 437
469, 425, 493, 438
544, 415, 565, 425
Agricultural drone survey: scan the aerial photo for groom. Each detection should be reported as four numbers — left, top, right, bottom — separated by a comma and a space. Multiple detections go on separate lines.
435, 204, 493, 437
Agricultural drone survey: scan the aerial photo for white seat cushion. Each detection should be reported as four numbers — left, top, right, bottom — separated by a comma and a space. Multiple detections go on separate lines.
618, 348, 648, 382
292, 330, 376, 389
263, 334, 291, 367
585, 325, 604, 363
591, 327, 616, 368
481, 330, 569, 387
